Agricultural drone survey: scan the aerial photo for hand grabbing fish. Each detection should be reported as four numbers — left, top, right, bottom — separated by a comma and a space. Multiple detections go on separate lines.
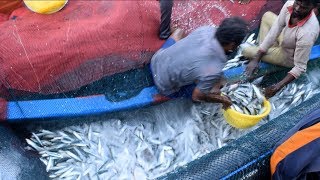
264, 84, 279, 99
222, 83, 266, 115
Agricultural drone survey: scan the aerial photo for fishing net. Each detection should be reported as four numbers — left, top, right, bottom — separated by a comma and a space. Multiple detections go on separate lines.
0, 0, 277, 100
9, 58, 319, 180
159, 61, 320, 180
160, 95, 320, 180
0, 1, 22, 17
0, 123, 48, 180
0, 1, 161, 97
2, 0, 314, 179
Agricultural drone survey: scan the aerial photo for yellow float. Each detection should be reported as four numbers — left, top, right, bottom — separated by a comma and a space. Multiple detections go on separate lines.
23, 0, 68, 14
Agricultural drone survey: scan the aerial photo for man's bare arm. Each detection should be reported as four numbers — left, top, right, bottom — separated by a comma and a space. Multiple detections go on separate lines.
264, 73, 295, 98
192, 88, 232, 109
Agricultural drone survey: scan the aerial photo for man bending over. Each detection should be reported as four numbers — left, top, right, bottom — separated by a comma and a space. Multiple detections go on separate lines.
150, 17, 249, 108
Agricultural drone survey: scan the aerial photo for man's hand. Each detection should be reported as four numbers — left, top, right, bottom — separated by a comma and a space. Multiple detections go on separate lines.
212, 93, 232, 109
245, 60, 259, 78
264, 73, 296, 99
264, 84, 279, 99
192, 88, 232, 108
245, 50, 265, 78
220, 95, 232, 109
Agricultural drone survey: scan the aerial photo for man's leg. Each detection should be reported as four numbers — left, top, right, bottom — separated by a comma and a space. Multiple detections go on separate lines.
243, 11, 277, 59
151, 28, 186, 98
242, 46, 288, 67
257, 11, 279, 45
159, 0, 173, 40
149, 29, 184, 74
160, 28, 185, 49
243, 11, 284, 62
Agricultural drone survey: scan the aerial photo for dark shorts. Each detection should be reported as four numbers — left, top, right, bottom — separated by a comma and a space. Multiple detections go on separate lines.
150, 38, 195, 98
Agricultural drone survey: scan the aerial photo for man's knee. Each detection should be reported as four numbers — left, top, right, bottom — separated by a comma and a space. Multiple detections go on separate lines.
262, 11, 277, 24
262, 11, 275, 20
242, 46, 258, 59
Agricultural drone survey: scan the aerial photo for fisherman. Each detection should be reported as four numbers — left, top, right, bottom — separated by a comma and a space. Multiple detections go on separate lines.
158, 0, 173, 40
150, 17, 249, 108
243, 0, 320, 98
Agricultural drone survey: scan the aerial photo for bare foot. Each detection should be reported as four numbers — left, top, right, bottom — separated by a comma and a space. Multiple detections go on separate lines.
238, 0, 250, 5
169, 28, 185, 42
170, 24, 178, 33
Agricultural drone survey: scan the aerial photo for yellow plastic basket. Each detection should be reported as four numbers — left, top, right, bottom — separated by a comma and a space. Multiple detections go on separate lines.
223, 99, 272, 129
24, 0, 68, 14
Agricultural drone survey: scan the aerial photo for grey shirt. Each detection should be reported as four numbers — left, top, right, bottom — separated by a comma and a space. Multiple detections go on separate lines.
150, 26, 227, 95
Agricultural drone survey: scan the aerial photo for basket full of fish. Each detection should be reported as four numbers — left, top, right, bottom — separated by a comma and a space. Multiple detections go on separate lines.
222, 83, 271, 129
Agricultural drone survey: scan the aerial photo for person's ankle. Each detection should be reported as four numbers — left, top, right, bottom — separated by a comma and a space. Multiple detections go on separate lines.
169, 28, 185, 41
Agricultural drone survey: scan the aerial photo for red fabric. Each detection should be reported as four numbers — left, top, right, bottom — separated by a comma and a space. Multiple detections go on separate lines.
0, 0, 268, 95
0, 13, 8, 23
0, 0, 22, 23
0, 0, 22, 15
0, 98, 7, 120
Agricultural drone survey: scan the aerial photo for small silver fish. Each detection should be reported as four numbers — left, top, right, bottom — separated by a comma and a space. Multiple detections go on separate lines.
223, 83, 266, 115
26, 139, 43, 151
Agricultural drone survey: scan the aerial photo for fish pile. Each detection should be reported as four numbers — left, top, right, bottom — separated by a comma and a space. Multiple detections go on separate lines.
25, 65, 320, 179
222, 82, 266, 115
222, 33, 256, 71
268, 68, 320, 119
26, 100, 255, 180
26, 129, 120, 180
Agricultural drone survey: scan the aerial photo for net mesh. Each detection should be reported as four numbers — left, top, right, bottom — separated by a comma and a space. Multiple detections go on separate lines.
1, 1, 316, 179
0, 0, 280, 100
159, 92, 320, 180
0, 124, 48, 180
9, 59, 320, 179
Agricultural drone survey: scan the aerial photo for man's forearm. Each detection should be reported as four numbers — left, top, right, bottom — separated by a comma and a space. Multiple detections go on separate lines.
192, 88, 226, 104
205, 93, 230, 104
192, 88, 232, 108
275, 73, 295, 90
253, 50, 265, 62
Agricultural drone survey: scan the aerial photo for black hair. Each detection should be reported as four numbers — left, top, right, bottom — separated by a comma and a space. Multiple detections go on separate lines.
216, 17, 249, 47
298, 0, 320, 7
